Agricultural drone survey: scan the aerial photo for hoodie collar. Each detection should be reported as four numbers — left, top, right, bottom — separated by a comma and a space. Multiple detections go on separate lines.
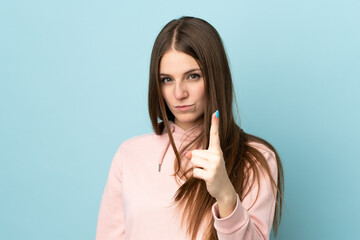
158, 121, 203, 172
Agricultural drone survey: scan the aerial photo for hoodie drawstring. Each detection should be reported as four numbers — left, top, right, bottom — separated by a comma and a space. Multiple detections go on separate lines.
158, 125, 175, 172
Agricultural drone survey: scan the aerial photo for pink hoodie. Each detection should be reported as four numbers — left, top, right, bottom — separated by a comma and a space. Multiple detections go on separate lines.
96, 122, 278, 239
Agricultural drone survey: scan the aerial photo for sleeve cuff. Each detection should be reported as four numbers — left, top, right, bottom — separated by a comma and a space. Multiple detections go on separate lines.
211, 194, 249, 234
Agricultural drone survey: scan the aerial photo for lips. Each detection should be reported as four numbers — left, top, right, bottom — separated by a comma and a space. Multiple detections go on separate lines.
175, 104, 193, 111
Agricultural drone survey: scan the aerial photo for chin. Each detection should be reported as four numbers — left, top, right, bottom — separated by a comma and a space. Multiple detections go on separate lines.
175, 115, 202, 125
176, 115, 196, 122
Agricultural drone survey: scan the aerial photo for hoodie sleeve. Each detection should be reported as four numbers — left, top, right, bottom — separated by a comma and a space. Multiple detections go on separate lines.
96, 147, 125, 240
211, 145, 278, 240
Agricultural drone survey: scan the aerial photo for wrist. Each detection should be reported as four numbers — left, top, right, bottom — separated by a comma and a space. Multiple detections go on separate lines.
216, 188, 237, 206
216, 188, 237, 218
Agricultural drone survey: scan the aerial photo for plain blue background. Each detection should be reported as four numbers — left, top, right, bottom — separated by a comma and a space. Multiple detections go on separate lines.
1, 0, 359, 239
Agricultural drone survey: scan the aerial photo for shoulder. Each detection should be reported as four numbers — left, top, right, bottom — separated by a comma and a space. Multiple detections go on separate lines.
247, 141, 276, 160
118, 131, 168, 153
246, 141, 278, 180
111, 132, 168, 167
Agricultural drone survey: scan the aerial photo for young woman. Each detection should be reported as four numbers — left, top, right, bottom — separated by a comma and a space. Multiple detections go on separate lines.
96, 16, 284, 240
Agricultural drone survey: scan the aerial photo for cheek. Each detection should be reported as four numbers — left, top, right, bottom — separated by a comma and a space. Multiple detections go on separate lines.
161, 87, 170, 103
161, 88, 176, 110
195, 85, 205, 103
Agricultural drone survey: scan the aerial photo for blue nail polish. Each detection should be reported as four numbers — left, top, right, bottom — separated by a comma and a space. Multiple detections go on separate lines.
215, 110, 219, 118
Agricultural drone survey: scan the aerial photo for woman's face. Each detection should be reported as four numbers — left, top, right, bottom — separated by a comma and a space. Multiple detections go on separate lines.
160, 49, 205, 130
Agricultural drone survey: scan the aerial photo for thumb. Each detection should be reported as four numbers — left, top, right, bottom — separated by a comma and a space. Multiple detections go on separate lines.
208, 110, 220, 151
184, 151, 192, 159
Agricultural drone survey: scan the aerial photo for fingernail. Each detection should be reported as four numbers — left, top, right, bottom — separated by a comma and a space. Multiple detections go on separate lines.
215, 110, 219, 118
183, 151, 188, 155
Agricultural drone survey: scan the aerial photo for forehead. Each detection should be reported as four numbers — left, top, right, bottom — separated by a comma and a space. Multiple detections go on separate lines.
160, 50, 200, 74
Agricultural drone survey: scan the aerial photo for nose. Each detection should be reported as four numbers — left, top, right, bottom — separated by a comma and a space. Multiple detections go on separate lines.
174, 82, 188, 100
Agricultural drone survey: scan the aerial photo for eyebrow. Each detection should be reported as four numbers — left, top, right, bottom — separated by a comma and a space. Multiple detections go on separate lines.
159, 68, 201, 76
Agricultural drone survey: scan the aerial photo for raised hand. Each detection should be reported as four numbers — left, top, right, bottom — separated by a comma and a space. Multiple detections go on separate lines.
185, 110, 237, 217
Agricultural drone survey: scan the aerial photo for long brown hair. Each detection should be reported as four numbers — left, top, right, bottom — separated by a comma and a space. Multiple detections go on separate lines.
148, 16, 284, 239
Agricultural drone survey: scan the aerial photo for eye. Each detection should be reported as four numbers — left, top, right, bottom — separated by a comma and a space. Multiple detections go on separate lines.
161, 77, 172, 84
189, 73, 201, 80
